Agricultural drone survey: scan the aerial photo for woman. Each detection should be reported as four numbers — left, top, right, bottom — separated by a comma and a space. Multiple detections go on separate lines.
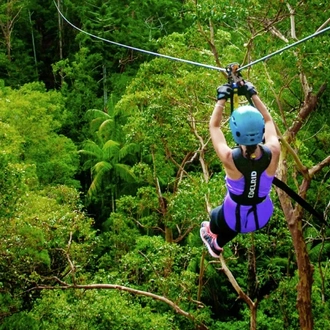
200, 82, 281, 257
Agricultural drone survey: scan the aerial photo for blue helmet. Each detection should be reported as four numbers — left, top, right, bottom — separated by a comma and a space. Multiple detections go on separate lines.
229, 105, 265, 145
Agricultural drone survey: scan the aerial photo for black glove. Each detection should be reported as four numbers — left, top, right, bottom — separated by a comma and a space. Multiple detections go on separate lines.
239, 81, 257, 98
216, 83, 232, 100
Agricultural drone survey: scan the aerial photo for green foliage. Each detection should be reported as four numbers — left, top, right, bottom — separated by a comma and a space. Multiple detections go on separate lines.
97, 210, 141, 263
256, 275, 299, 329
0, 82, 80, 187
12, 289, 179, 330
0, 121, 24, 161
0, 184, 97, 322
10, 234, 206, 330
35, 134, 80, 187
118, 33, 218, 189
0, 311, 39, 330
0, 1, 330, 329
114, 235, 206, 326
0, 0, 40, 87
52, 49, 104, 142
0, 159, 30, 218
50, 0, 190, 142
168, 174, 210, 228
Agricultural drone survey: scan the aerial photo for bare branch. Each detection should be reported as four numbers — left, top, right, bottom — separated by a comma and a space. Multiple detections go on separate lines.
263, 18, 288, 43
30, 282, 209, 330
131, 218, 165, 234
300, 72, 310, 98
59, 232, 76, 285
309, 155, 330, 178
316, 18, 330, 32
197, 21, 227, 79
173, 225, 196, 243
261, 64, 309, 176
286, 4, 297, 39
188, 106, 210, 183
286, 83, 327, 143
219, 255, 256, 309
218, 255, 257, 329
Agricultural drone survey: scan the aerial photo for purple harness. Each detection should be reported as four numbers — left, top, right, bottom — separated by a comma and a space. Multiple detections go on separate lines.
223, 145, 275, 233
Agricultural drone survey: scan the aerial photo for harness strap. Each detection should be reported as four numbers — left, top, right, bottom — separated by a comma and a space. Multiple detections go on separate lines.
230, 145, 272, 232
272, 177, 326, 224
235, 204, 241, 232
235, 204, 260, 233
231, 145, 272, 205
247, 205, 260, 230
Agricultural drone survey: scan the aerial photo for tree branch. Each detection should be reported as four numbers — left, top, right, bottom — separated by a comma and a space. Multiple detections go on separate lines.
316, 18, 330, 32
207, 255, 258, 329
173, 225, 196, 243
309, 155, 330, 178
30, 282, 209, 330
197, 21, 227, 79
286, 83, 327, 143
263, 18, 288, 43
286, 4, 297, 39
188, 106, 210, 183
219, 255, 256, 309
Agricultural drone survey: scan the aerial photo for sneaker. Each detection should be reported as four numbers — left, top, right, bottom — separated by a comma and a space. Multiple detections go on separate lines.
200, 221, 214, 236
200, 227, 223, 258
201, 221, 210, 230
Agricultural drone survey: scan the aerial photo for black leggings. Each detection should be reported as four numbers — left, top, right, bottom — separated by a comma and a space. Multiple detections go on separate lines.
210, 205, 238, 248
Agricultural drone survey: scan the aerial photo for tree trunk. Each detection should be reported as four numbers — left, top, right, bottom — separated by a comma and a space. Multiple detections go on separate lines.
165, 226, 173, 243
28, 10, 38, 76
103, 64, 108, 107
57, 0, 63, 60
274, 77, 327, 329
276, 142, 314, 329
285, 206, 314, 329
0, 1, 22, 60
57, 0, 64, 86
155, 176, 173, 243
250, 303, 258, 330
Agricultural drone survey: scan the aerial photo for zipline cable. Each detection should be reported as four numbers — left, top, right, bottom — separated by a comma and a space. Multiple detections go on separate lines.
54, 0, 330, 74
54, 0, 330, 75
238, 26, 330, 71
53, 0, 226, 72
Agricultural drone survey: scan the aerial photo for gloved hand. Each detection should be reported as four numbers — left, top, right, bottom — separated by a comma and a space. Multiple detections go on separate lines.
216, 83, 232, 100
239, 81, 257, 97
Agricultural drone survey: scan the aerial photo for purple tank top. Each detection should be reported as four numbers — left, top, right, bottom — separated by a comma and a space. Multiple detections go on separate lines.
223, 171, 274, 233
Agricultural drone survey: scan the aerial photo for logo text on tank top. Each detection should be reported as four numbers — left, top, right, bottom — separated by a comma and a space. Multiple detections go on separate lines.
248, 171, 257, 198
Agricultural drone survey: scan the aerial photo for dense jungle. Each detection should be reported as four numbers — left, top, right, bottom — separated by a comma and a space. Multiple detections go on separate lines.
0, 1, 330, 329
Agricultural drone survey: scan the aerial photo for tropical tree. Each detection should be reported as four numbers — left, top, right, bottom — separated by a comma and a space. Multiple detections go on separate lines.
78, 126, 139, 226
0, 0, 46, 86
0, 83, 95, 324
115, 28, 219, 242
0, 0, 23, 60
